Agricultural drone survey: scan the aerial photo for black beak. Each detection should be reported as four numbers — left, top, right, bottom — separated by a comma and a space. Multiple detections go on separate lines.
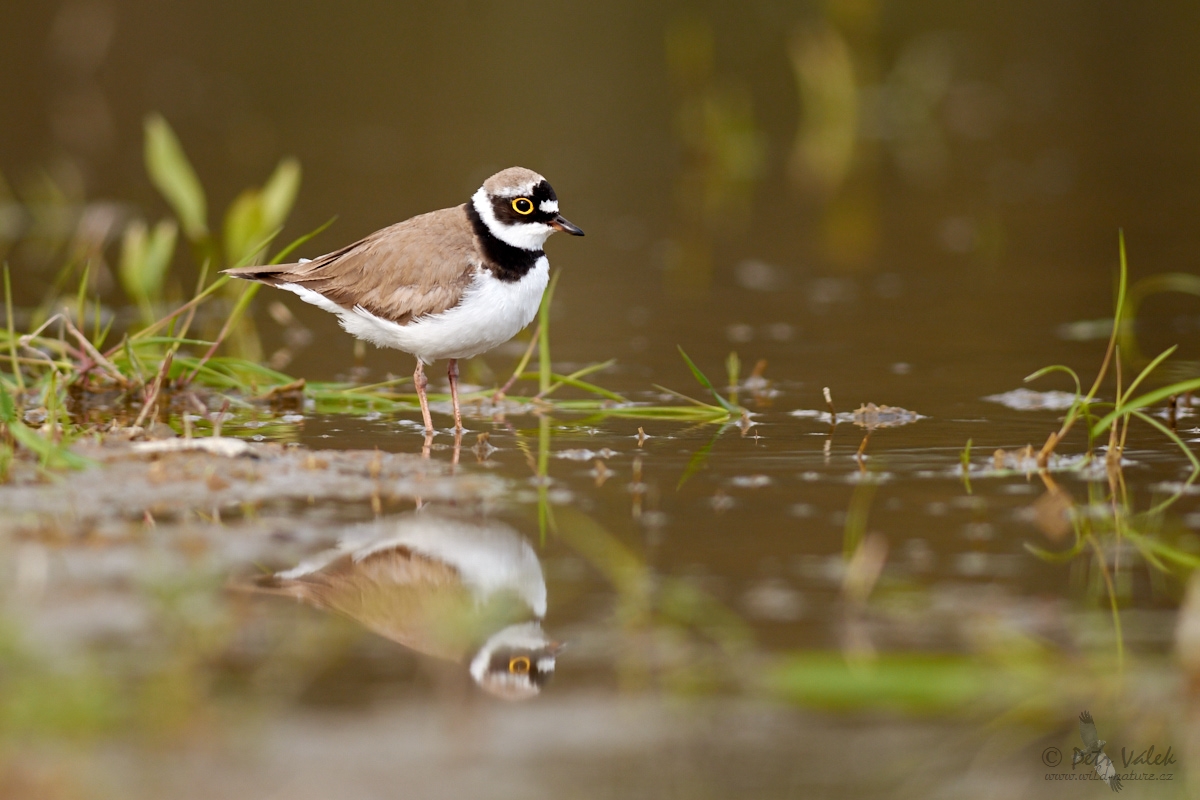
550, 215, 584, 236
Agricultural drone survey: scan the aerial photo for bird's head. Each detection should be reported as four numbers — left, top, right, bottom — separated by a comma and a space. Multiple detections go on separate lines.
472, 167, 584, 252
469, 622, 564, 701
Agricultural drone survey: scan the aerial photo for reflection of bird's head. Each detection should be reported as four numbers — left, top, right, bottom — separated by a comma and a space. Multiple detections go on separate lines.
470, 622, 564, 701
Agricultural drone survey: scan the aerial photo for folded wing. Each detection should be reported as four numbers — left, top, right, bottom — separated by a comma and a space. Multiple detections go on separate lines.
224, 205, 479, 324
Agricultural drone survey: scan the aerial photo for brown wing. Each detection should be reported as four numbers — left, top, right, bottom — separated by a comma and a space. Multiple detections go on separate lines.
224, 205, 480, 324
249, 546, 479, 662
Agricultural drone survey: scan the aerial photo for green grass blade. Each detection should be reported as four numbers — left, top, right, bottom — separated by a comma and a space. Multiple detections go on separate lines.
677, 427, 722, 489
8, 420, 94, 470
119, 275, 232, 350
1023, 538, 1088, 562
651, 383, 725, 410
270, 216, 337, 264
144, 113, 208, 241
4, 265, 23, 391
538, 270, 560, 395
1024, 364, 1082, 397
542, 375, 626, 402
0, 381, 14, 423
1092, 378, 1200, 435
677, 346, 737, 412
1120, 345, 1178, 403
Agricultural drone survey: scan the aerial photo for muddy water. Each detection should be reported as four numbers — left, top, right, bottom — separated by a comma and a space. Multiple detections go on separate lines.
4, 2, 1200, 798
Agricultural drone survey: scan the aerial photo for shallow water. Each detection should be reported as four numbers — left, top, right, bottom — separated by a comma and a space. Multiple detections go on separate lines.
3, 2, 1200, 798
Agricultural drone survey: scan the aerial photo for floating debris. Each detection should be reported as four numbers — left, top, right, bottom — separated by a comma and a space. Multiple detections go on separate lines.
741, 578, 806, 622
789, 403, 923, 428
1057, 318, 1115, 342
709, 491, 735, 512
590, 459, 613, 487
130, 436, 255, 458
983, 388, 1078, 411
730, 474, 772, 488
555, 448, 618, 461
851, 403, 922, 430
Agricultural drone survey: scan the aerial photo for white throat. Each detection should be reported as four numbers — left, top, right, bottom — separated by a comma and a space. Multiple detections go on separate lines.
472, 188, 554, 251
469, 622, 553, 684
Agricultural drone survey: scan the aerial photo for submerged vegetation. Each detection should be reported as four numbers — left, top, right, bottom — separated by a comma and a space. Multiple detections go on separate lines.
962, 232, 1200, 671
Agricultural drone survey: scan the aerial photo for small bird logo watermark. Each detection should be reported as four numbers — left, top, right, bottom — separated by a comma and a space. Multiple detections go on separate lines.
1073, 711, 1122, 793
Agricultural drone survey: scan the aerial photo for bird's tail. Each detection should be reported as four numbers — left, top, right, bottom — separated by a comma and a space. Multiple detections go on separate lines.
222, 262, 305, 286
225, 572, 313, 601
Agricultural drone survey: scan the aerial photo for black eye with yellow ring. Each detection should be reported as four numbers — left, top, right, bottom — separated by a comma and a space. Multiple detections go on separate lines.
508, 656, 531, 674
512, 197, 534, 215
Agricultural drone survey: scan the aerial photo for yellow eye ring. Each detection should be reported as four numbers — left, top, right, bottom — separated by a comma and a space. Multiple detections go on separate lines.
512, 197, 534, 215
508, 656, 531, 674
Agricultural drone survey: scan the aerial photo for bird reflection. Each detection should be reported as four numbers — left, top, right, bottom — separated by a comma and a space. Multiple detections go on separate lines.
247, 512, 560, 700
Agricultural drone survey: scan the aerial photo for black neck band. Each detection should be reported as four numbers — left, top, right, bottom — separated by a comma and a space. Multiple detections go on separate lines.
466, 202, 543, 283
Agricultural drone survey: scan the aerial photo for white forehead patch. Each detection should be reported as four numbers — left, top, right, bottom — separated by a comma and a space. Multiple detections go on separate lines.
539, 199, 559, 214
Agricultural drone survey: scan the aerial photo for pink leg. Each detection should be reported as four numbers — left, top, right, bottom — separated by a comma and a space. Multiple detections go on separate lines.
448, 358, 463, 432
414, 360, 433, 434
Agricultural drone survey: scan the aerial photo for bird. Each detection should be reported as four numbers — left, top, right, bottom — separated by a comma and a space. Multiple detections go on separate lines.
1075, 710, 1123, 792
223, 167, 584, 435
238, 511, 562, 700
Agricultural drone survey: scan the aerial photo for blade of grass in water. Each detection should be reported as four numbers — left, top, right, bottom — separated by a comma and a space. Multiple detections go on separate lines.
0, 381, 14, 422
677, 426, 722, 489
538, 271, 560, 395
1092, 377, 1200, 436
651, 383, 729, 411
726, 351, 740, 407
114, 276, 231, 352
537, 415, 555, 543
4, 265, 23, 391
7, 419, 94, 470
677, 346, 737, 413
184, 281, 262, 385
1120, 344, 1178, 402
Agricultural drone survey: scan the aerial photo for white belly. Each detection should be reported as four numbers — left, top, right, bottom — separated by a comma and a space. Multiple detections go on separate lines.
279, 258, 550, 364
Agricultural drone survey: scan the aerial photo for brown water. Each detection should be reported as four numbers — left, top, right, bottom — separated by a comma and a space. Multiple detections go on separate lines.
3, 2, 1200, 798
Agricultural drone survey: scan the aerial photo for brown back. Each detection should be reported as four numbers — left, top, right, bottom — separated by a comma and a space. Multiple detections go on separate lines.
225, 205, 480, 323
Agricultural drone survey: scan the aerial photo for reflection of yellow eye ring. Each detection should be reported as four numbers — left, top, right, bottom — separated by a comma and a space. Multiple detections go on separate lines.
512, 197, 534, 215
508, 656, 531, 674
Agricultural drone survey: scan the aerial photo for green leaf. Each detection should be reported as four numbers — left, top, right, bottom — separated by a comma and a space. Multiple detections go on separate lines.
119, 220, 148, 294
143, 114, 208, 241
260, 157, 301, 231
1024, 364, 1082, 397
677, 345, 737, 412
677, 429, 720, 489
270, 216, 336, 264
539, 270, 560, 395
1120, 344, 1178, 404
144, 219, 178, 290
223, 158, 302, 266
7, 421, 94, 470
119, 218, 178, 316
1092, 377, 1200, 436
768, 652, 992, 712
223, 189, 266, 267
1023, 539, 1087, 563
0, 380, 14, 423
